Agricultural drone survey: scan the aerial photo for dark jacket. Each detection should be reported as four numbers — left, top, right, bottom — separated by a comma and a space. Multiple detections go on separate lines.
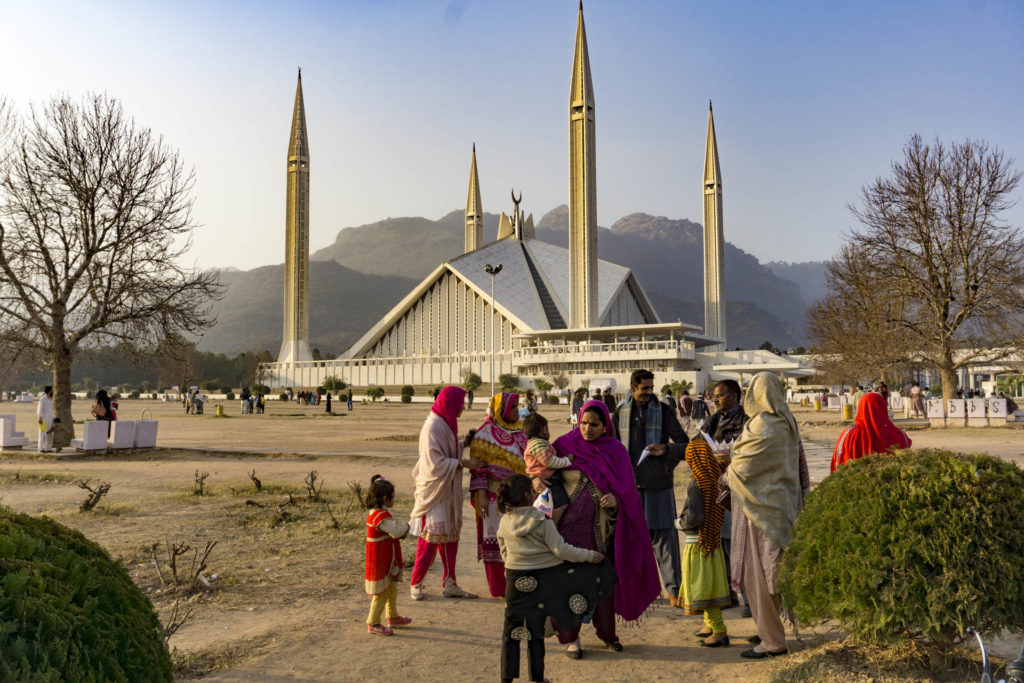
613, 399, 688, 490
705, 406, 748, 443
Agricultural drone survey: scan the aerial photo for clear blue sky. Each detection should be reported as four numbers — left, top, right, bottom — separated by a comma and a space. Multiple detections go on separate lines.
2, 0, 1022, 270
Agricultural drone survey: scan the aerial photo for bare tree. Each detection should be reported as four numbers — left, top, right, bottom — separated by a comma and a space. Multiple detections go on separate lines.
809, 136, 1024, 398
0, 94, 221, 428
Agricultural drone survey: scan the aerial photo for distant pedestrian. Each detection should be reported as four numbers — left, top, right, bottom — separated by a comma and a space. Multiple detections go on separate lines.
326, 392, 332, 413
37, 386, 53, 453
347, 388, 354, 411
602, 387, 616, 415
909, 381, 925, 419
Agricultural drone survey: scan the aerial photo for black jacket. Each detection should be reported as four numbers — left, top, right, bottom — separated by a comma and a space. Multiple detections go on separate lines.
613, 400, 688, 490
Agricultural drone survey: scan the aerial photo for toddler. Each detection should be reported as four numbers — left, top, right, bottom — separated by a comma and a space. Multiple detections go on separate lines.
497, 475, 607, 683
522, 413, 571, 521
364, 474, 413, 635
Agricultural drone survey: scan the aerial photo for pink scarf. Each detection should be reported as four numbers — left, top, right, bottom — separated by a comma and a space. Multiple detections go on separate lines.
553, 400, 660, 622
431, 386, 466, 437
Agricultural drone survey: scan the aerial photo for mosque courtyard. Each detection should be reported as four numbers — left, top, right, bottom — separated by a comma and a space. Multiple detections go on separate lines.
0, 399, 1021, 681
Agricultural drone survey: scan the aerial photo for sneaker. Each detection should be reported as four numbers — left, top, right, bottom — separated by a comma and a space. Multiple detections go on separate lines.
387, 616, 412, 628
410, 584, 424, 601
367, 624, 394, 636
442, 582, 478, 599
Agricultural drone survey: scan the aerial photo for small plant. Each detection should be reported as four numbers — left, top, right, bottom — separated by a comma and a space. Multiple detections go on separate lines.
431, 385, 443, 398
321, 375, 347, 391
193, 470, 210, 496
401, 394, 412, 403
279, 392, 288, 401
248, 469, 262, 492
401, 385, 415, 397
158, 599, 195, 644
150, 539, 218, 594
77, 479, 111, 512
304, 470, 324, 501
366, 386, 385, 402
225, 391, 235, 400
462, 372, 483, 392
498, 373, 520, 392
548, 395, 560, 405
779, 449, 1024, 648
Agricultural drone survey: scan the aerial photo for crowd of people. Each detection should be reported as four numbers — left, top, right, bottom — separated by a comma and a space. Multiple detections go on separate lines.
356, 367, 927, 682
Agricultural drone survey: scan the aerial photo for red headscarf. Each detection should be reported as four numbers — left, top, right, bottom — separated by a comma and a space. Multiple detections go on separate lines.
552, 399, 660, 622
831, 392, 911, 471
431, 386, 466, 437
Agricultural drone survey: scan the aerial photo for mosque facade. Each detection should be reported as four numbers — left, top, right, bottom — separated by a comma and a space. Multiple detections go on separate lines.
264, 5, 811, 394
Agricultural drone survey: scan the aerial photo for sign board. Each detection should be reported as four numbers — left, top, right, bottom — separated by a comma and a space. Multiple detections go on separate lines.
967, 398, 986, 416
989, 398, 1008, 417
947, 399, 966, 417
926, 399, 945, 418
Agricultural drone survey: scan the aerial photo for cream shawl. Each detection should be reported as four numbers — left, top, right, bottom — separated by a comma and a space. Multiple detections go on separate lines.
410, 412, 464, 543
726, 372, 803, 549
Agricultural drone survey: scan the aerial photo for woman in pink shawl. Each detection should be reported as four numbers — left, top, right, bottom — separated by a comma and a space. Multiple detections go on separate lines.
549, 399, 661, 659
409, 386, 481, 600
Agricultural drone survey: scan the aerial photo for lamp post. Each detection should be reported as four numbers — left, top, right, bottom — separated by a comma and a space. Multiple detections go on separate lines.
484, 263, 503, 397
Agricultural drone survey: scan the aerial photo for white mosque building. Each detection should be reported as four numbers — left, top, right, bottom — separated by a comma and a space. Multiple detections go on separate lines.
263, 5, 812, 394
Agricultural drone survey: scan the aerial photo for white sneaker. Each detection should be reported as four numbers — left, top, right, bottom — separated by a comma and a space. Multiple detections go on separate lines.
442, 581, 478, 599
410, 584, 424, 601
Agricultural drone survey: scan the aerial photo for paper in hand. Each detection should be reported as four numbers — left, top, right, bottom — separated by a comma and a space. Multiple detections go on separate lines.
636, 446, 652, 467
700, 432, 734, 455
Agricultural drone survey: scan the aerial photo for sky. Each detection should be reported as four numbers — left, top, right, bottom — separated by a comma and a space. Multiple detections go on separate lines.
2, 0, 1023, 271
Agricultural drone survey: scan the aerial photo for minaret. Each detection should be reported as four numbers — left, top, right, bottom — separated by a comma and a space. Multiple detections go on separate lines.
278, 69, 313, 364
568, 1, 597, 329
703, 101, 726, 350
465, 144, 483, 253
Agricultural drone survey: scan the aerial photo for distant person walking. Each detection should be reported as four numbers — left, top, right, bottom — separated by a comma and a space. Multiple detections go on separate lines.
37, 386, 54, 453
347, 388, 354, 411
831, 392, 912, 471
909, 381, 925, 419
92, 390, 114, 436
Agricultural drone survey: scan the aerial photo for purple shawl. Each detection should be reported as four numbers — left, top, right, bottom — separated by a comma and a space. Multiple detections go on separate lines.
553, 400, 660, 622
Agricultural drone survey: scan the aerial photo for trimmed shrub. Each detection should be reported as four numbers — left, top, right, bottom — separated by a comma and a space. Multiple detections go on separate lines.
431, 386, 443, 398
548, 395, 560, 405
401, 385, 415, 397
0, 507, 172, 681
779, 449, 1024, 645
321, 376, 347, 391
498, 373, 520, 392
279, 393, 288, 401
225, 391, 235, 400
252, 383, 271, 395
401, 394, 412, 403
366, 387, 385, 402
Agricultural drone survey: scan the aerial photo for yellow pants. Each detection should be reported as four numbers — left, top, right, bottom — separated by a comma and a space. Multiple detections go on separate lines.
367, 582, 398, 626
703, 607, 726, 635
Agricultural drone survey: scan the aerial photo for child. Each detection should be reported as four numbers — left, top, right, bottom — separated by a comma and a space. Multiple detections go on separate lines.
522, 413, 571, 522
364, 474, 413, 636
497, 474, 612, 683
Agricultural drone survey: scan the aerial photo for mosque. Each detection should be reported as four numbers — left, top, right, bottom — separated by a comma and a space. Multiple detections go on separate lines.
263, 5, 812, 394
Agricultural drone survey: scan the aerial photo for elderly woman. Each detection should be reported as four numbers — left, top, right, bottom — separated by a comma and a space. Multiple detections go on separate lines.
831, 392, 911, 471
549, 400, 660, 659
469, 392, 529, 597
409, 386, 481, 600
726, 372, 809, 660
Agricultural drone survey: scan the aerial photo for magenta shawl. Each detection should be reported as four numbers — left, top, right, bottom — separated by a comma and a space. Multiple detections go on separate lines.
431, 386, 466, 437
553, 399, 660, 622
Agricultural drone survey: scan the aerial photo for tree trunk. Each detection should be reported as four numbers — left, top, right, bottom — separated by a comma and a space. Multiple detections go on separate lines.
939, 353, 958, 401
52, 345, 74, 448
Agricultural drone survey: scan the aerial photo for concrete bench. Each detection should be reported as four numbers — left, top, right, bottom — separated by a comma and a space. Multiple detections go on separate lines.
133, 420, 158, 448
110, 420, 136, 449
71, 421, 109, 452
0, 415, 29, 449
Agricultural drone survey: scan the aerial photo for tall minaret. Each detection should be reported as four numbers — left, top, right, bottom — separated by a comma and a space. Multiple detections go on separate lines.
465, 144, 483, 253
278, 69, 313, 364
703, 101, 726, 350
568, 1, 597, 329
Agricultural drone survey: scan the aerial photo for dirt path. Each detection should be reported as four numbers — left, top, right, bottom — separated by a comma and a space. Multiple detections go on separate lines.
1, 399, 1021, 680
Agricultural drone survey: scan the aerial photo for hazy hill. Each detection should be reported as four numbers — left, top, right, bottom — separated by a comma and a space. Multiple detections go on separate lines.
198, 261, 417, 356
765, 260, 829, 304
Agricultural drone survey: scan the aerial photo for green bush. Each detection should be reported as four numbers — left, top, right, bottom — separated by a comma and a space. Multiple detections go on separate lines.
431, 386, 443, 398
225, 391, 235, 401
463, 373, 482, 392
401, 394, 412, 403
252, 383, 271, 395
498, 373, 520, 392
366, 387, 385, 402
0, 507, 172, 681
548, 395, 560, 405
401, 385, 415, 397
279, 393, 288, 401
779, 449, 1024, 646
321, 376, 347, 391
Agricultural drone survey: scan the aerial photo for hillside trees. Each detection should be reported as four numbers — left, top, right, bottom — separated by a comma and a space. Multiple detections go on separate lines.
0, 94, 220, 424
808, 136, 1024, 397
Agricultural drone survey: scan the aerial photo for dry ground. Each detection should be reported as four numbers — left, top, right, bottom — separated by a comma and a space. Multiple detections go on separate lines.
0, 398, 1021, 681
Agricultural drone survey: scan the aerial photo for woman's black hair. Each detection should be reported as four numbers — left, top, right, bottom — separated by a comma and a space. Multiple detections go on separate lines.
581, 405, 606, 426
365, 474, 396, 509
497, 474, 534, 513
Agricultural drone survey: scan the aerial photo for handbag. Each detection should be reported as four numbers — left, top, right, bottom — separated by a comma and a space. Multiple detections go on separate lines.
675, 477, 704, 533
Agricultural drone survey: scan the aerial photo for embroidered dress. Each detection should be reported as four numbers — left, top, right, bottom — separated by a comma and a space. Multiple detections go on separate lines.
365, 509, 403, 595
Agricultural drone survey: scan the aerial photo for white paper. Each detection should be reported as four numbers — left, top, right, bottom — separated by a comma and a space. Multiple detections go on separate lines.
637, 446, 652, 467
699, 432, 734, 455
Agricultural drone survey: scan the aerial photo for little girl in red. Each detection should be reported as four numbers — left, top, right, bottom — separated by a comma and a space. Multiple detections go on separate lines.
365, 474, 412, 635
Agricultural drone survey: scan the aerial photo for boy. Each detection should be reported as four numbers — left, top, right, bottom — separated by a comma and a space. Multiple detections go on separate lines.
522, 413, 572, 522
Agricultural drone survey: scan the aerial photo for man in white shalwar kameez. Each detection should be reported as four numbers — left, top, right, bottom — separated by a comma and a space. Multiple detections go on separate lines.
37, 386, 54, 452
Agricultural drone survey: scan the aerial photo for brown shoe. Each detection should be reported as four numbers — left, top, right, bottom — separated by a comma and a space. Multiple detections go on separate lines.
668, 595, 682, 608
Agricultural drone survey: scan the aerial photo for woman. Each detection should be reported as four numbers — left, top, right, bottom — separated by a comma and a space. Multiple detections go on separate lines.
680, 437, 731, 648
91, 390, 115, 436
726, 372, 809, 660
409, 385, 481, 600
469, 392, 528, 597
831, 392, 912, 471
550, 400, 660, 659
909, 381, 925, 419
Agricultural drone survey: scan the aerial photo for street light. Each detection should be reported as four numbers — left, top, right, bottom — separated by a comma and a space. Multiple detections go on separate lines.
484, 263, 503, 397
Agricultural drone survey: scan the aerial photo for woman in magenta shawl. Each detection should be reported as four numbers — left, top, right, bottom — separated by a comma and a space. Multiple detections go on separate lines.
549, 399, 661, 658
409, 386, 482, 600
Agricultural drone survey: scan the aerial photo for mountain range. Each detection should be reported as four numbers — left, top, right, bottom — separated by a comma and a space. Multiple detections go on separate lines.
198, 206, 828, 356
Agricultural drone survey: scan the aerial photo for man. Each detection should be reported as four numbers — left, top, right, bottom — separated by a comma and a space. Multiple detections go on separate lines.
601, 386, 616, 415
37, 386, 54, 453
347, 388, 354, 411
677, 390, 694, 432
662, 388, 674, 410
570, 387, 586, 424
704, 379, 750, 614
613, 369, 688, 604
